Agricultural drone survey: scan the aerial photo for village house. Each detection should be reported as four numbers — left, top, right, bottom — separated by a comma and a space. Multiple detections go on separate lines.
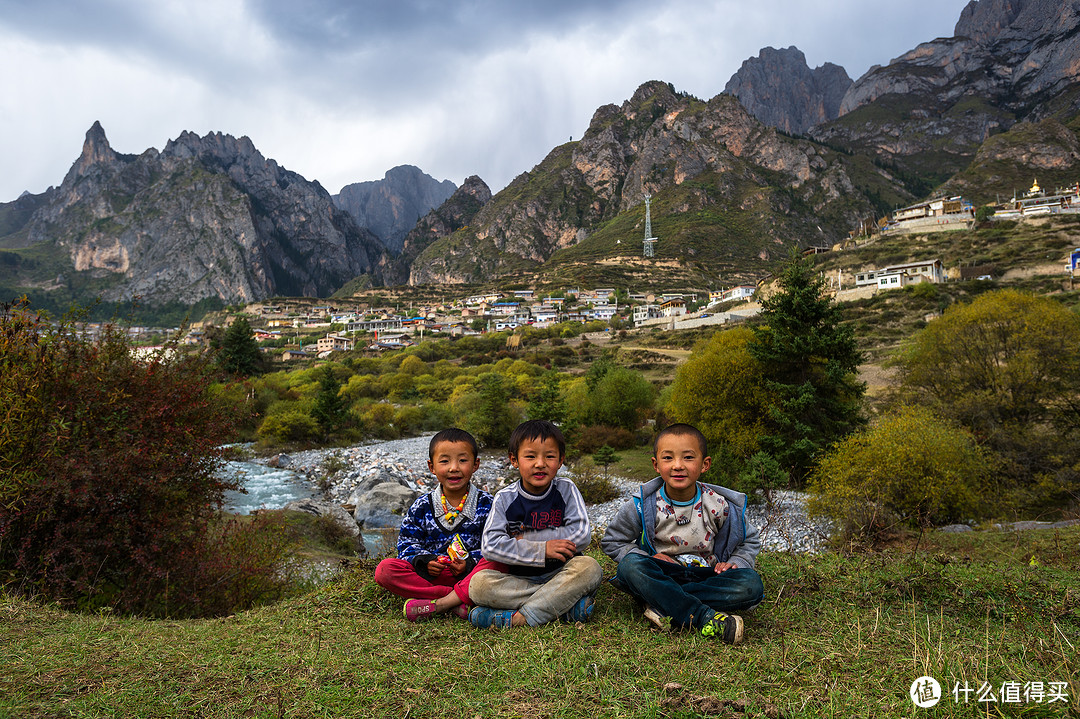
660, 298, 686, 317
588, 304, 618, 321
490, 301, 520, 316
347, 317, 403, 333
720, 285, 756, 303
633, 304, 661, 323
316, 334, 355, 353
531, 305, 560, 323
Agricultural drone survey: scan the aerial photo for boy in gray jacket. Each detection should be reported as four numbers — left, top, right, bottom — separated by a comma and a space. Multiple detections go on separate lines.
601, 423, 763, 644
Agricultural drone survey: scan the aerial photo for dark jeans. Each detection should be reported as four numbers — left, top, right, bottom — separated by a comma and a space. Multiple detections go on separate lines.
614, 552, 764, 630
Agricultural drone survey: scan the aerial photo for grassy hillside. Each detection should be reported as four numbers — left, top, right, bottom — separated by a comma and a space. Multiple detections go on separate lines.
3, 525, 1076, 717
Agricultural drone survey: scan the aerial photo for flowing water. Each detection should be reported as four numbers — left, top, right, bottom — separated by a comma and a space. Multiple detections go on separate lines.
221, 460, 318, 514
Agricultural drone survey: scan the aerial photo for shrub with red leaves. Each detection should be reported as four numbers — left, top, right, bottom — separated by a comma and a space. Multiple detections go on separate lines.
0, 300, 294, 617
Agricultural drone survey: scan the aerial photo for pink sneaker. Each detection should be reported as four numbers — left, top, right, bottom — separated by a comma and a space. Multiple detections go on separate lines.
403, 599, 438, 622
452, 604, 470, 620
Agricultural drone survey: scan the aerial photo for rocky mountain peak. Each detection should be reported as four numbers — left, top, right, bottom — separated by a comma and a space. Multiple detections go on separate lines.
954, 0, 1077, 44
66, 120, 120, 183
626, 81, 682, 118
333, 165, 456, 254
456, 175, 492, 204
725, 46, 852, 134
16, 126, 388, 306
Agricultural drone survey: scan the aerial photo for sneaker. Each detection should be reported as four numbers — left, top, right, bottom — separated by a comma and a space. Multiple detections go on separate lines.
700, 611, 744, 645
468, 606, 516, 629
403, 599, 438, 622
559, 596, 594, 623
452, 604, 471, 620
642, 605, 670, 631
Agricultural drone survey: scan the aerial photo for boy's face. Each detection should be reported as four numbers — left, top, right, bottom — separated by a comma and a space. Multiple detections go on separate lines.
428, 440, 479, 496
652, 433, 711, 502
511, 436, 564, 495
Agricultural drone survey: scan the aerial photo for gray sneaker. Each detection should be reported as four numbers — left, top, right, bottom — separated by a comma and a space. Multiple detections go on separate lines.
642, 605, 670, 631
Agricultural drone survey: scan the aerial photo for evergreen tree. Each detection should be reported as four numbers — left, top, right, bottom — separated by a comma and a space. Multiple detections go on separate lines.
749, 251, 865, 481
311, 366, 349, 436
216, 317, 263, 377
592, 445, 620, 478
527, 371, 566, 424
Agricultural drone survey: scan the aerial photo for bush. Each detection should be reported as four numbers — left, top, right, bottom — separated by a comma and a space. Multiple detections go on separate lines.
258, 410, 320, 444
665, 327, 772, 462
570, 458, 621, 504
808, 406, 990, 542
392, 405, 424, 434
0, 301, 291, 617
361, 402, 399, 439
573, 425, 637, 454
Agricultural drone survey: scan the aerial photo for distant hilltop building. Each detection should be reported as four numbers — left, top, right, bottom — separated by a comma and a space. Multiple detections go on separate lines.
994, 180, 1080, 219
881, 196, 974, 234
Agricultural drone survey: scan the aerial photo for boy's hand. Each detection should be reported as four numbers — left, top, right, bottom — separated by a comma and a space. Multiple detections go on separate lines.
652, 553, 679, 564
545, 539, 576, 561
448, 557, 468, 576
426, 559, 447, 575
714, 561, 737, 573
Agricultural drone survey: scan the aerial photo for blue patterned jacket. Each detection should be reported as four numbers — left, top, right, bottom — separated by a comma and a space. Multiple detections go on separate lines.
396, 483, 493, 578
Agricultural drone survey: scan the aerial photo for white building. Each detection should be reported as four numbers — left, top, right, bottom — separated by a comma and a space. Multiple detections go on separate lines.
720, 285, 756, 303
633, 304, 660, 323
660, 298, 686, 317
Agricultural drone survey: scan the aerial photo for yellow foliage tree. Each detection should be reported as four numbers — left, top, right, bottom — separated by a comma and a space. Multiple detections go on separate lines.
894, 289, 1080, 506
665, 327, 774, 471
808, 406, 990, 538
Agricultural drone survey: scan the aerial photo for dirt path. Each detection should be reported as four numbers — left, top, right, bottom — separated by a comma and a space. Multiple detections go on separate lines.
619, 345, 692, 362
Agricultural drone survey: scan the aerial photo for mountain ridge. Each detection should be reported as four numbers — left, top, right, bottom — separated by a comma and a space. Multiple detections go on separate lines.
2, 122, 389, 306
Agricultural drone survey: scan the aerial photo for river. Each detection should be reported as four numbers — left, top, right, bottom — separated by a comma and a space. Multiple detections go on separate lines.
221, 460, 318, 514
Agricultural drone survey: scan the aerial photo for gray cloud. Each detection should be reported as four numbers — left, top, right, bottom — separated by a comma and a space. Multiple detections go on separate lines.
0, 0, 971, 203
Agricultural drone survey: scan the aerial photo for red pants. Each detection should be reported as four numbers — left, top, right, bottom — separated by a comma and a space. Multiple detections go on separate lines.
374, 557, 504, 606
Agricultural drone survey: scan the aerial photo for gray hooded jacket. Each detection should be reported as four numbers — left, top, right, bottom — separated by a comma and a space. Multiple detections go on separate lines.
600, 477, 761, 570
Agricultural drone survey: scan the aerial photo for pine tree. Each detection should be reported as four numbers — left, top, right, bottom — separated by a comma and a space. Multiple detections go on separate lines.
527, 371, 566, 425
592, 445, 620, 479
216, 317, 263, 377
749, 251, 865, 481
311, 366, 349, 436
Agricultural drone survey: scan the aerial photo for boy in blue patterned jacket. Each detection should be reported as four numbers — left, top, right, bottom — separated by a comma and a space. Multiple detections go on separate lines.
374, 428, 502, 621
601, 423, 764, 644
467, 420, 603, 628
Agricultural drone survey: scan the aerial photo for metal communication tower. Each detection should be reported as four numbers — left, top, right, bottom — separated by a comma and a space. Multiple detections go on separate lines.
643, 193, 658, 257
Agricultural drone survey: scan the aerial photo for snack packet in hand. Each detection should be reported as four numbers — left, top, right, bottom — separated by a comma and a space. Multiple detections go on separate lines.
447, 534, 468, 561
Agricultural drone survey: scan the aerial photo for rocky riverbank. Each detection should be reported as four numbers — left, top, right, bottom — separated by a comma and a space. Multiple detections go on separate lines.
256, 435, 831, 554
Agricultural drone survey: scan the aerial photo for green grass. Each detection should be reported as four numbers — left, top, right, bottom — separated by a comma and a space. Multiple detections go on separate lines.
2, 525, 1077, 717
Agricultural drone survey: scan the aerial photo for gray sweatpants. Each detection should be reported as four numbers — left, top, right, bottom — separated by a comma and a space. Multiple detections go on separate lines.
469, 555, 603, 626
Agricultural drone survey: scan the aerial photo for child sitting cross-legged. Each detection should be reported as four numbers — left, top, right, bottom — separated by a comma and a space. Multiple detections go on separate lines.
467, 419, 603, 629
601, 423, 764, 644
374, 428, 502, 621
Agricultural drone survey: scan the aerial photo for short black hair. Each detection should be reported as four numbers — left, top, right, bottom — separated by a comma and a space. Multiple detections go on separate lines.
653, 423, 708, 457
429, 428, 479, 460
508, 419, 566, 458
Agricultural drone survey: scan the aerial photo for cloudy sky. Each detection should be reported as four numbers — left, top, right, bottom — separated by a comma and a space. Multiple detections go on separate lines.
0, 0, 973, 202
